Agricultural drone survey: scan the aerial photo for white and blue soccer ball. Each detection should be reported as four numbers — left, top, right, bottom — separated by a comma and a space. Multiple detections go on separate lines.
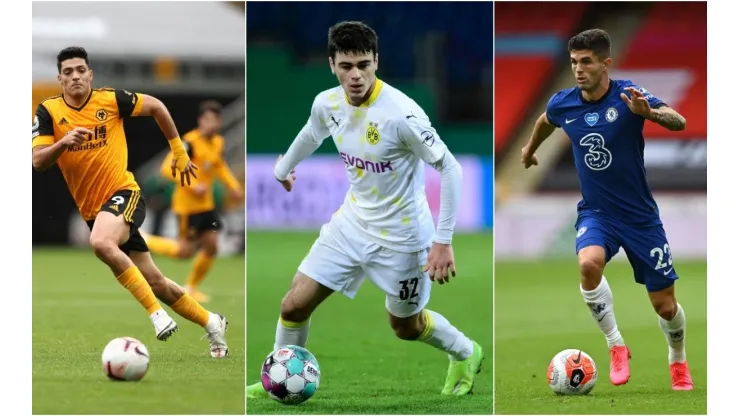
101, 337, 150, 381
261, 345, 321, 404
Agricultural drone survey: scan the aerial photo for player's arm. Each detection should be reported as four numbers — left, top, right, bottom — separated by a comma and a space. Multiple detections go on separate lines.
123, 91, 197, 185
273, 98, 330, 184
522, 112, 558, 157
621, 86, 686, 131
646, 106, 686, 132
214, 157, 242, 193
31, 104, 90, 171
398, 116, 462, 245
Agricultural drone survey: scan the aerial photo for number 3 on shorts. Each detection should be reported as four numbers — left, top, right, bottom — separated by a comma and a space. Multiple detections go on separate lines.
650, 243, 673, 271
399, 278, 419, 301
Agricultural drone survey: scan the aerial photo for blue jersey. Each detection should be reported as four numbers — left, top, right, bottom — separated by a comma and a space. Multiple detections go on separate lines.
546, 79, 667, 227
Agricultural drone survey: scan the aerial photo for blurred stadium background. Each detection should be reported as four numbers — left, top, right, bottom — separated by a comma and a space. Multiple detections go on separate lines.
493, 2, 707, 413
32, 2, 246, 414
246, 2, 493, 413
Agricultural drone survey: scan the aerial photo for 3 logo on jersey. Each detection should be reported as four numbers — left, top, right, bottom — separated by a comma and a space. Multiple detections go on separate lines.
579, 133, 612, 171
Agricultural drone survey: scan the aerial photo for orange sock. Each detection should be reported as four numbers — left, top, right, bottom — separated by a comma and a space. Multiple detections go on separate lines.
116, 266, 162, 315
146, 235, 181, 258
186, 251, 214, 289
171, 293, 210, 327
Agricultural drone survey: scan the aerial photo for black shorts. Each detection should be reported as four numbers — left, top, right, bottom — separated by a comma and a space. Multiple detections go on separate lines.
86, 190, 149, 255
178, 210, 222, 240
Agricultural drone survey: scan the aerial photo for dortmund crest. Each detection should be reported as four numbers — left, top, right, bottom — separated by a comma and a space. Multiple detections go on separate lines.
366, 122, 380, 145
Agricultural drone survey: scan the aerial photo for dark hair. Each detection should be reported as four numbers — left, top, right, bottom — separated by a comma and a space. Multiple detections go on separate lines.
199, 100, 223, 117
57, 46, 89, 73
327, 21, 378, 59
567, 29, 611, 59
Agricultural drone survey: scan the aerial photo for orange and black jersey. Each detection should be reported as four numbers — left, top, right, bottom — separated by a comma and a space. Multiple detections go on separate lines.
160, 129, 241, 215
32, 88, 144, 221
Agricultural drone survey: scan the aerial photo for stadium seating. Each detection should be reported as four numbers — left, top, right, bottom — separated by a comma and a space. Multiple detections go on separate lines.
246, 2, 491, 85
617, 2, 706, 139
494, 2, 587, 152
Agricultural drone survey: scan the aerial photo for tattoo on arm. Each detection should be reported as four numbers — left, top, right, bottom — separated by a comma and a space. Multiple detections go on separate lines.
648, 107, 686, 131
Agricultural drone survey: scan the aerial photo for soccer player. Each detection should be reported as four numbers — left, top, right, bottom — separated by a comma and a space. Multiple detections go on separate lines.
143, 100, 243, 303
521, 29, 693, 390
247, 21, 483, 398
32, 46, 229, 358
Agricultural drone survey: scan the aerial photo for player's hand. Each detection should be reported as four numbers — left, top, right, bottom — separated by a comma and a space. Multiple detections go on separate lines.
61, 127, 93, 147
521, 146, 539, 169
621, 87, 652, 118
171, 158, 199, 187
230, 188, 243, 200
424, 243, 456, 285
192, 183, 208, 197
275, 154, 296, 192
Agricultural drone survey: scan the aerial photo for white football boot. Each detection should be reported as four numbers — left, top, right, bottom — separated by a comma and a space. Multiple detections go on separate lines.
202, 312, 229, 358
151, 310, 179, 341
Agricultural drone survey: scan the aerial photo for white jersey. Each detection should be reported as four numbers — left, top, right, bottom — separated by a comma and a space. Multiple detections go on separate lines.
306, 80, 448, 253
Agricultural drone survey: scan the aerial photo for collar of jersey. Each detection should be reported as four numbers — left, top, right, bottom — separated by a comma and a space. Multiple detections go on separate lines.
63, 89, 94, 111
345, 78, 383, 107
578, 79, 614, 105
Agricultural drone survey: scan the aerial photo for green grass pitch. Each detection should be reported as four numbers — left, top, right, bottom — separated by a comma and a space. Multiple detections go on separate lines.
495, 259, 707, 414
247, 231, 493, 414
32, 248, 245, 414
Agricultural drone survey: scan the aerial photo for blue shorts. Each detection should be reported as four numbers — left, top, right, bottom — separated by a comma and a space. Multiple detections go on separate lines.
575, 214, 678, 292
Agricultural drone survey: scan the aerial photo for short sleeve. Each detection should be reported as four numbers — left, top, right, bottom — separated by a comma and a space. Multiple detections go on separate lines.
545, 92, 562, 128
32, 104, 55, 148
398, 113, 448, 165
115, 89, 144, 118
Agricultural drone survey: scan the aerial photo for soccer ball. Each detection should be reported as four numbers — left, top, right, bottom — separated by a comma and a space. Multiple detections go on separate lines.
261, 345, 321, 405
547, 349, 598, 395
101, 337, 150, 381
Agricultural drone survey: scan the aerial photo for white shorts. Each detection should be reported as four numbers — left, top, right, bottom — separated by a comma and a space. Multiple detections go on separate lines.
298, 215, 431, 318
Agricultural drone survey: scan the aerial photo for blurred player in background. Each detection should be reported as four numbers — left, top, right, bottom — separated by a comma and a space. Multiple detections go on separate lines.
144, 100, 243, 303
32, 46, 229, 358
520, 29, 692, 390
247, 21, 483, 398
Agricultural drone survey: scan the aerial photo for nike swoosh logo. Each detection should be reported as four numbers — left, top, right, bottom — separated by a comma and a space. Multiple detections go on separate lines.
597, 313, 608, 322
573, 351, 582, 364
663, 268, 674, 276
565, 118, 576, 124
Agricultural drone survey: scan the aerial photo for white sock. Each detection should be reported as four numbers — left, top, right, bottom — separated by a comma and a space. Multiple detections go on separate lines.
274, 317, 311, 350
580, 276, 624, 348
418, 309, 474, 361
659, 303, 686, 364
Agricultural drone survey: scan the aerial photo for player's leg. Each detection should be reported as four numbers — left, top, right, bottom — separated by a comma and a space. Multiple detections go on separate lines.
368, 246, 482, 396
248, 218, 362, 398
622, 226, 693, 390
184, 212, 222, 302
129, 249, 228, 358
575, 216, 630, 385
142, 214, 197, 259
89, 191, 174, 341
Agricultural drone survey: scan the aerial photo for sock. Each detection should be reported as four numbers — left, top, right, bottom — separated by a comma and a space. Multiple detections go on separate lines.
659, 303, 686, 364
116, 266, 162, 315
146, 235, 181, 258
418, 309, 474, 361
580, 276, 624, 348
170, 293, 210, 327
274, 317, 311, 350
185, 251, 214, 290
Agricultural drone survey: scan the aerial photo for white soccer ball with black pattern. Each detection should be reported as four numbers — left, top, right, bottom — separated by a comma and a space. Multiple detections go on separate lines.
101, 337, 150, 381
261, 345, 321, 405
547, 349, 598, 395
